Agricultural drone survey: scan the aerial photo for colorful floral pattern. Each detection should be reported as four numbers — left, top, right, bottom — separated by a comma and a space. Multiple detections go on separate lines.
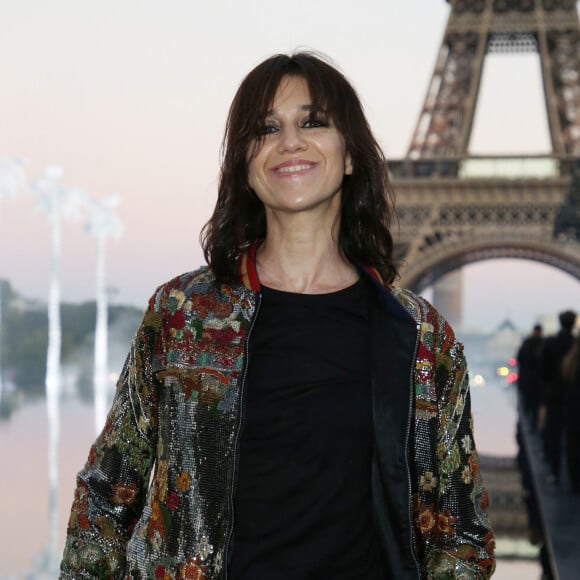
394, 286, 495, 578
420, 471, 438, 492
60, 260, 494, 579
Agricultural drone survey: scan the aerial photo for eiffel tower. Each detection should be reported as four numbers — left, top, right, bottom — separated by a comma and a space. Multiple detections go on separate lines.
390, 0, 580, 325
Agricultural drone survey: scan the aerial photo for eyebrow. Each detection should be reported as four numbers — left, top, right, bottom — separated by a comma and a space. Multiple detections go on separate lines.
265, 104, 316, 117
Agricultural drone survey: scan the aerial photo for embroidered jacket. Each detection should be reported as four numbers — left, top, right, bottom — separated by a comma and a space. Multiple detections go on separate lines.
60, 250, 495, 579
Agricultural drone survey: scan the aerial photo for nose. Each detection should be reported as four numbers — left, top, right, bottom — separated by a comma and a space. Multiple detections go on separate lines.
277, 124, 307, 153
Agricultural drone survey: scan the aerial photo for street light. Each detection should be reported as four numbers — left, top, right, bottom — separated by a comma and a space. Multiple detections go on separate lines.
84, 195, 123, 434
32, 165, 87, 575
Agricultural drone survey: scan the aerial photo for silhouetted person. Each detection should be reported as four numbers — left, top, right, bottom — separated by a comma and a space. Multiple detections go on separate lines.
562, 335, 580, 494
517, 324, 544, 430
541, 310, 577, 485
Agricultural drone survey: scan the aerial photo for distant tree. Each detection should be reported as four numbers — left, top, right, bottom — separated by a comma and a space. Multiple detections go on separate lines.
1, 287, 47, 393
0, 159, 27, 404
0, 285, 141, 398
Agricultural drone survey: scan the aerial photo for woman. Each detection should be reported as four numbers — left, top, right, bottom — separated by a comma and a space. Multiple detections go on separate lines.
60, 52, 495, 579
562, 334, 580, 494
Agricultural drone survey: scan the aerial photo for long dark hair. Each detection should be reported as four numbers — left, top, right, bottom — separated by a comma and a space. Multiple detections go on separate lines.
201, 51, 398, 284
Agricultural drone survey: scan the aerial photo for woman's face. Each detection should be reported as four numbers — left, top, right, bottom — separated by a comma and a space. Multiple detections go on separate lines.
247, 75, 352, 218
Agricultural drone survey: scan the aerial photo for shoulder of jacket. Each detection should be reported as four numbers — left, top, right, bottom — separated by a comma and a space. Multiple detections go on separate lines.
388, 286, 439, 325
148, 266, 215, 305
147, 267, 256, 312
389, 285, 461, 354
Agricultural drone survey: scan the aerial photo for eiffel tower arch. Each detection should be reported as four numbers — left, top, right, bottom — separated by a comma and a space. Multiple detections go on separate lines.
390, 0, 580, 321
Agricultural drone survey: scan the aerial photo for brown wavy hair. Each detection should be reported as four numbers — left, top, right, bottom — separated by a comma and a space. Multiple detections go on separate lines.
200, 51, 398, 284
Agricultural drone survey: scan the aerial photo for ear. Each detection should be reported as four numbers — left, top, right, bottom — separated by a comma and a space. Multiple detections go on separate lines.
344, 151, 353, 175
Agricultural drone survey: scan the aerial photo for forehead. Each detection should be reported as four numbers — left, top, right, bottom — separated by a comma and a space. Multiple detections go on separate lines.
268, 76, 312, 113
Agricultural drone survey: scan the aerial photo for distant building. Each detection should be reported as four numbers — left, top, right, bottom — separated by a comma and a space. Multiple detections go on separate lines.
489, 319, 522, 362
461, 319, 523, 388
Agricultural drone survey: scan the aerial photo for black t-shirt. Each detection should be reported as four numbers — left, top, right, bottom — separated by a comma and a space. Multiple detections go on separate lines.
230, 278, 386, 579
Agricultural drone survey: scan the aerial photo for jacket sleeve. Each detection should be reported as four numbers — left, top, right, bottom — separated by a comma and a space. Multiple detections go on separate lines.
60, 300, 162, 579
419, 317, 496, 579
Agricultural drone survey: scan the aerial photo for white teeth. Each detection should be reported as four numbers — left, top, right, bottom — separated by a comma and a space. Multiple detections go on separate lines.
277, 164, 311, 173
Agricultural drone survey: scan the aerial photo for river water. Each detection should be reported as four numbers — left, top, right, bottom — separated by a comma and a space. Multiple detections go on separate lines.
0, 381, 540, 579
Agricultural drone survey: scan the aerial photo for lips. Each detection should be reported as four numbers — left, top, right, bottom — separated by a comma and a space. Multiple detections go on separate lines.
271, 159, 317, 176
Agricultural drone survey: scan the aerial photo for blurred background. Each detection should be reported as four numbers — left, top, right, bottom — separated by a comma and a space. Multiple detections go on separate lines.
2, 1, 580, 578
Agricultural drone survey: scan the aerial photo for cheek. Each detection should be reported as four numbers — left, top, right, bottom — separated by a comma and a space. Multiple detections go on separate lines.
246, 145, 267, 191
344, 151, 353, 175
247, 162, 259, 191
324, 136, 350, 174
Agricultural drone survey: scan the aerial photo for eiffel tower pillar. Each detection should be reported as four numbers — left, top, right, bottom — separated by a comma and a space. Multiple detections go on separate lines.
397, 0, 580, 314
432, 270, 464, 329
408, 0, 580, 160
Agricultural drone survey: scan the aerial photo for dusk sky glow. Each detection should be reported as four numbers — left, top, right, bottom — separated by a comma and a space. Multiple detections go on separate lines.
1, 0, 579, 332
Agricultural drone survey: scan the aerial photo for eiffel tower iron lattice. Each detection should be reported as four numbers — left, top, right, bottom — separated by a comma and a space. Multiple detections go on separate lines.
390, 0, 580, 293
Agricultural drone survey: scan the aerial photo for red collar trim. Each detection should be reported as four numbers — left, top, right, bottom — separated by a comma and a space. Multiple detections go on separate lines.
237, 243, 261, 291
362, 265, 383, 285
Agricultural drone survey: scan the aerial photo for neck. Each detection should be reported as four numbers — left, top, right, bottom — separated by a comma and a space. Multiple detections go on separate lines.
256, 214, 357, 294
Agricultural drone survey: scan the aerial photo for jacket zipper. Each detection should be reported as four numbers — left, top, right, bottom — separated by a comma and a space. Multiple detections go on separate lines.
223, 291, 262, 580
405, 322, 422, 578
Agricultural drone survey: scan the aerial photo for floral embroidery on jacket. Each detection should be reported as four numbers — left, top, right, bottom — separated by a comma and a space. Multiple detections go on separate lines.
60, 265, 495, 579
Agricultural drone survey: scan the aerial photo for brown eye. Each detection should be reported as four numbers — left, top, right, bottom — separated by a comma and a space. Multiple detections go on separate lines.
301, 112, 329, 129
257, 122, 279, 136
302, 118, 326, 129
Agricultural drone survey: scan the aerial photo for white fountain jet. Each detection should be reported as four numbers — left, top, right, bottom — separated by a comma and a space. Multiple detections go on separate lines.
84, 195, 123, 435
32, 165, 87, 576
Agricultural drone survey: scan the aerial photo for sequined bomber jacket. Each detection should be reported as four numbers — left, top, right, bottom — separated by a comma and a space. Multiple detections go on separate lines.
60, 249, 496, 579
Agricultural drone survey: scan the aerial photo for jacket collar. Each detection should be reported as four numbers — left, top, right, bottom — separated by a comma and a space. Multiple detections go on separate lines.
237, 244, 261, 291
236, 242, 385, 291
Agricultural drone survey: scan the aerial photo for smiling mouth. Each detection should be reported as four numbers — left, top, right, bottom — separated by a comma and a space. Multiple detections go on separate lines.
273, 163, 315, 175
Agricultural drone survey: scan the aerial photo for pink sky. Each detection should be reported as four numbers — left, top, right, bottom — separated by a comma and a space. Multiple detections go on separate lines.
1, 0, 579, 331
